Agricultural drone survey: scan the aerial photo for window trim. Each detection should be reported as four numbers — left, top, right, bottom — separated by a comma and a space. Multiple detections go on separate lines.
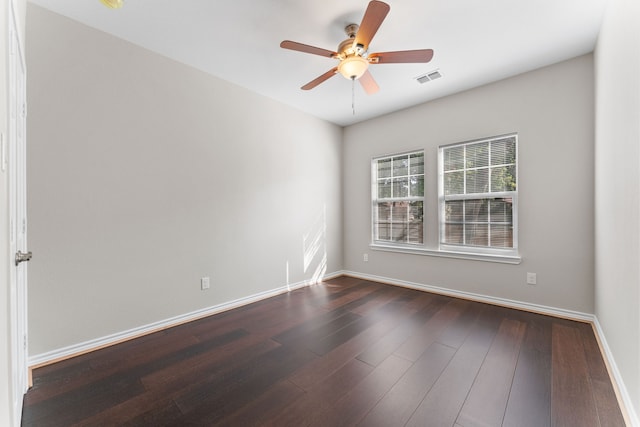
437, 133, 519, 258
371, 149, 425, 247
369, 242, 522, 264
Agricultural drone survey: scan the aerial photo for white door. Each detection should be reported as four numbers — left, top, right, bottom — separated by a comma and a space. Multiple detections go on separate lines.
8, 2, 29, 424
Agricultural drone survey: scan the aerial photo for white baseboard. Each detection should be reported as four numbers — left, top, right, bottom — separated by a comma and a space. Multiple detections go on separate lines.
592, 318, 640, 427
342, 270, 594, 322
343, 270, 638, 427
27, 270, 638, 427
28, 271, 342, 368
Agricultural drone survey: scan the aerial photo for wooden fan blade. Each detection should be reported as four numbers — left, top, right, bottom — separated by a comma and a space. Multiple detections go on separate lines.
280, 40, 337, 58
359, 69, 379, 95
369, 49, 434, 64
301, 67, 339, 90
354, 1, 390, 50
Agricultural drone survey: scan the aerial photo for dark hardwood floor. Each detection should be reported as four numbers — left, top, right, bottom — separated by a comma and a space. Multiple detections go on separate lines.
22, 277, 626, 426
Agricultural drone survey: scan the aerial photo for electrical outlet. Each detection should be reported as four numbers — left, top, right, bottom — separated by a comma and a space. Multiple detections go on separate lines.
201, 277, 210, 290
526, 272, 537, 285
363, 253, 369, 262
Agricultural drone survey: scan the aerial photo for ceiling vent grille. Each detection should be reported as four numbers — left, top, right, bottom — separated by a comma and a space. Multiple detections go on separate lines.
416, 69, 442, 84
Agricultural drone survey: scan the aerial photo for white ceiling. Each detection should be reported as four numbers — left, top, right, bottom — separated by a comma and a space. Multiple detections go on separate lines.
28, 0, 608, 126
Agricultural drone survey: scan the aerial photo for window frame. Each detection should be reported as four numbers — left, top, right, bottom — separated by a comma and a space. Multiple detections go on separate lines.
437, 133, 519, 258
371, 149, 425, 248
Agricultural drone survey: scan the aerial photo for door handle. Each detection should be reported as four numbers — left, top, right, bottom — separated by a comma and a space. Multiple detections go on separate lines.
15, 250, 32, 266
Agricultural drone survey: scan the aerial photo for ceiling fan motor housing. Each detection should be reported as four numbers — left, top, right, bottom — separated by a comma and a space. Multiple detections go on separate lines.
338, 39, 356, 58
337, 25, 367, 60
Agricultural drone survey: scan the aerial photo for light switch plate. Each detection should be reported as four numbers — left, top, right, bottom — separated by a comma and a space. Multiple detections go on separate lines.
526, 272, 537, 285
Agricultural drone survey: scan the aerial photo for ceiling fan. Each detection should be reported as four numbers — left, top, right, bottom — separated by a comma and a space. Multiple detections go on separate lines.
280, 0, 434, 94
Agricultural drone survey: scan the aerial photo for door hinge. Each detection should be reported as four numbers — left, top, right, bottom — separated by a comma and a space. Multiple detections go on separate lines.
23, 335, 27, 350
22, 218, 26, 234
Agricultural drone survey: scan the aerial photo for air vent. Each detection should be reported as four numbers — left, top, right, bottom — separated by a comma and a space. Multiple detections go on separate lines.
416, 69, 442, 84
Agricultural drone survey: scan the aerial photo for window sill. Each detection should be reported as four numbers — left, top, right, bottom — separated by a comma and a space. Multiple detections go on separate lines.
369, 243, 522, 264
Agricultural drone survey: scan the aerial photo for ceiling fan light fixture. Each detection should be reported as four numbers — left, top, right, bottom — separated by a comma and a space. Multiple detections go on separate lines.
100, 0, 124, 9
338, 56, 369, 80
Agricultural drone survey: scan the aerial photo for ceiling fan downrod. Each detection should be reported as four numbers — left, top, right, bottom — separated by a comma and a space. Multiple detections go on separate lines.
345, 24, 359, 39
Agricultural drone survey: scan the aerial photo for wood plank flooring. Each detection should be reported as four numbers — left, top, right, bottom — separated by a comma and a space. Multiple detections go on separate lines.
22, 277, 626, 426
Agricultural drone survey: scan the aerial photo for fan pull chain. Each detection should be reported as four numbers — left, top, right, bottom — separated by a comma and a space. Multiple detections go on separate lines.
351, 77, 356, 115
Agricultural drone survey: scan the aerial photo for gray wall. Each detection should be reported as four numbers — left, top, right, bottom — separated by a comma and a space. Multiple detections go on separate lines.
343, 54, 595, 314
595, 0, 640, 419
26, 5, 343, 355
22, 2, 640, 422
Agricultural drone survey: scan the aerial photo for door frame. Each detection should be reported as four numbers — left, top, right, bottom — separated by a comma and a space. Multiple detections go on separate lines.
7, 0, 29, 424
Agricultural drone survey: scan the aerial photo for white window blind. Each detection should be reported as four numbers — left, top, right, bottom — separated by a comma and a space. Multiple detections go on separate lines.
440, 134, 517, 254
373, 151, 424, 245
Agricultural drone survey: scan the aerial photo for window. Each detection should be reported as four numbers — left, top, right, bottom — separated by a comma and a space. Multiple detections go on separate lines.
439, 134, 517, 255
372, 151, 424, 245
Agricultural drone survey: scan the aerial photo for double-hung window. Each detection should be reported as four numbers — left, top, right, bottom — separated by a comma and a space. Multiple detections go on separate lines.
372, 151, 424, 245
439, 134, 518, 256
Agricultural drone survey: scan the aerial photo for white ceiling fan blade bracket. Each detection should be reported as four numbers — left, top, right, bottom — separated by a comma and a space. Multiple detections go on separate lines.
354, 43, 367, 56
